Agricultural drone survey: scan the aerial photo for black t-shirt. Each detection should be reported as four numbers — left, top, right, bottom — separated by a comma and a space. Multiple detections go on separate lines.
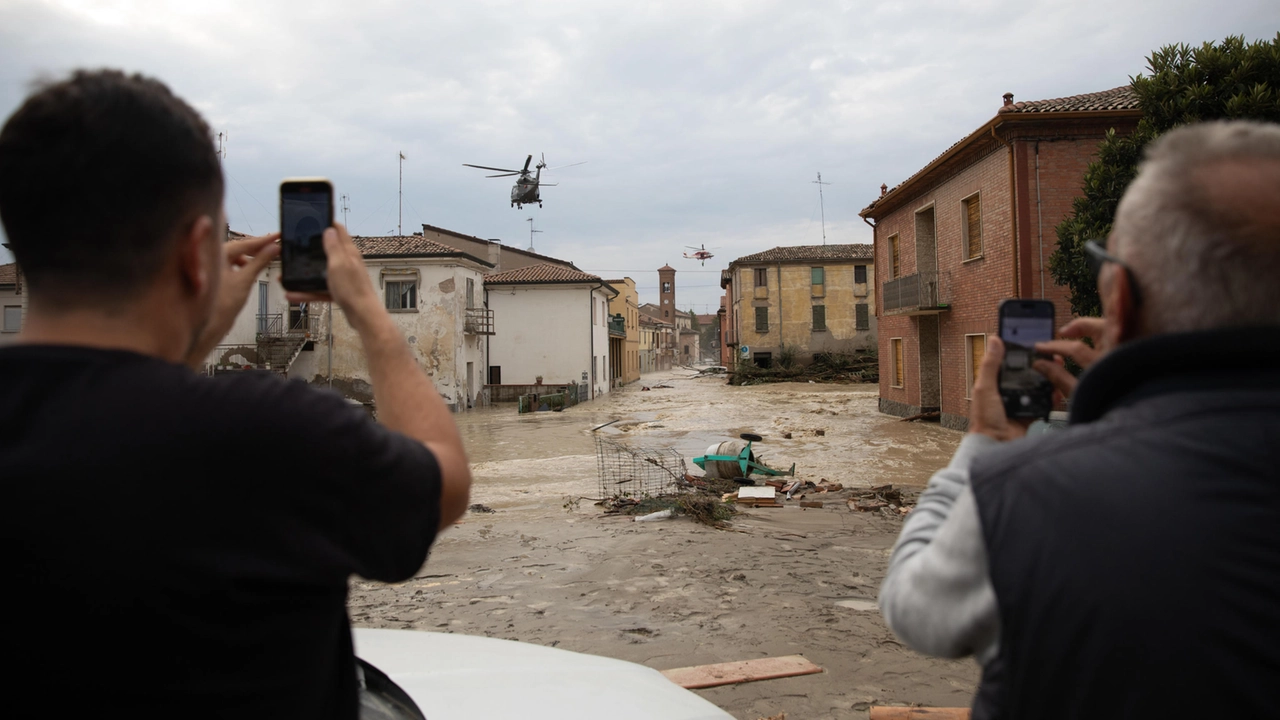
0, 345, 442, 717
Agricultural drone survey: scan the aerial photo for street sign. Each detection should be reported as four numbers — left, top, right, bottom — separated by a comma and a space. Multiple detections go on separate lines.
740, 345, 750, 358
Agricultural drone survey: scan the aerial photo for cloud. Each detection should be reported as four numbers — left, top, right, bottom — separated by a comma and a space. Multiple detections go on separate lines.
1, 0, 1276, 311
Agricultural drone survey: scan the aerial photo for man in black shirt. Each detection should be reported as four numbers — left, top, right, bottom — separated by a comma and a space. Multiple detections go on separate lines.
0, 71, 471, 716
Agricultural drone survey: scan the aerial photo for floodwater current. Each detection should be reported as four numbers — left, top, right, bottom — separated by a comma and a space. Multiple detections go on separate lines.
454, 369, 961, 511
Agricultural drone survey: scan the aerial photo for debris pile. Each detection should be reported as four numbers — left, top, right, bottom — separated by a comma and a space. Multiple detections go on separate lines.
847, 484, 917, 517
730, 349, 878, 386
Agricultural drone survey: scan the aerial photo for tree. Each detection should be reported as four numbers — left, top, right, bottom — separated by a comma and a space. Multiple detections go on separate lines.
1049, 34, 1280, 317
688, 309, 700, 332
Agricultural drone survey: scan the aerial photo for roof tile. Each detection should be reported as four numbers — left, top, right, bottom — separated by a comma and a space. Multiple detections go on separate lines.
731, 244, 874, 265
0, 263, 15, 285
353, 235, 464, 256
484, 263, 603, 285
998, 85, 1139, 114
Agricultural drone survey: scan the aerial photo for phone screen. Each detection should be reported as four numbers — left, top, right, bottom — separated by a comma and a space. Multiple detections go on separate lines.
998, 300, 1055, 416
281, 186, 331, 288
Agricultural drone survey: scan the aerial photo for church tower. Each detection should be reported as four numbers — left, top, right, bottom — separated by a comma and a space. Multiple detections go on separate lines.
658, 264, 675, 319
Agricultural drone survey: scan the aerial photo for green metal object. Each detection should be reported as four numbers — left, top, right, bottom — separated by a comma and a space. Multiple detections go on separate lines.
694, 434, 795, 479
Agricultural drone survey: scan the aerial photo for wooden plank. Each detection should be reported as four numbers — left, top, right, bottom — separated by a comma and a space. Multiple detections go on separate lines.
870, 708, 970, 720
661, 655, 822, 689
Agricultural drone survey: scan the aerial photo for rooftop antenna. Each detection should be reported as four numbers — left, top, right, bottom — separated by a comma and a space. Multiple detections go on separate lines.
812, 171, 832, 245
216, 131, 227, 161
398, 152, 405, 235
526, 217, 542, 252
340, 194, 350, 227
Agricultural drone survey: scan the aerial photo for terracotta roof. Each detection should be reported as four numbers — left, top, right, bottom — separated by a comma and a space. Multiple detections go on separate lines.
998, 86, 1138, 114
730, 244, 874, 265
483, 263, 604, 285
658, 264, 675, 272
862, 85, 1141, 218
420, 223, 580, 270
0, 263, 15, 285
354, 235, 458, 256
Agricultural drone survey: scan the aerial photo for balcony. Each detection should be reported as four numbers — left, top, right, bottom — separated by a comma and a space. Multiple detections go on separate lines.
464, 307, 495, 335
608, 314, 626, 338
882, 272, 950, 315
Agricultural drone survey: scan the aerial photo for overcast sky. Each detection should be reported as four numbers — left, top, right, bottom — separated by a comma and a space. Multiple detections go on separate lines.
1, 1, 1274, 312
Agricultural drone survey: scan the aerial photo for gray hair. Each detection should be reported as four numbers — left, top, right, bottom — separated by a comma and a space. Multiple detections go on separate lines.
1112, 120, 1280, 334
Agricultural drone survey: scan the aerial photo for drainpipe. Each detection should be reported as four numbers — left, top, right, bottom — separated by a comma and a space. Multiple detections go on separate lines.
484, 288, 491, 395
776, 262, 783, 353
590, 282, 605, 400
991, 123, 1019, 297
1035, 141, 1045, 299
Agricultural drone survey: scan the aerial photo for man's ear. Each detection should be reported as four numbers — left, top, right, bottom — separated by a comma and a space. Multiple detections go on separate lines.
1100, 265, 1141, 350
177, 215, 215, 298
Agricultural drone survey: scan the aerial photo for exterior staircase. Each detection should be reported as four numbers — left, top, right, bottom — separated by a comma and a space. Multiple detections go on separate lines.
256, 311, 316, 376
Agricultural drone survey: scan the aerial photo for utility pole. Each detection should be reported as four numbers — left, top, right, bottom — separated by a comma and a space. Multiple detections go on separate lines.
398, 152, 405, 235
526, 217, 542, 252
340, 194, 350, 227
812, 172, 832, 245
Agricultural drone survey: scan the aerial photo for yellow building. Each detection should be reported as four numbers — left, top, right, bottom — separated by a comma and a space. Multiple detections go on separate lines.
605, 278, 641, 386
723, 244, 875, 367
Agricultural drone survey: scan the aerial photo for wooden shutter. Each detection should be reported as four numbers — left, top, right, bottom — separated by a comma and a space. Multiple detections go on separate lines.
812, 305, 825, 331
966, 196, 982, 259
893, 339, 904, 386
856, 304, 869, 330
890, 235, 900, 278
755, 306, 768, 332
969, 335, 985, 391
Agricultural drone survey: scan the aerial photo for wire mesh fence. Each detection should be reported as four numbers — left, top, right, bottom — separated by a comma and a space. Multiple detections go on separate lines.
595, 435, 689, 499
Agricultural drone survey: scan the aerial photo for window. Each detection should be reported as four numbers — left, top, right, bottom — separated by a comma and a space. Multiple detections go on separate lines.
754, 268, 768, 287
889, 235, 900, 279
755, 306, 768, 332
662, 281, 671, 293
855, 264, 867, 284
963, 193, 983, 260
855, 303, 870, 331
385, 280, 417, 310
489, 366, 501, 384
891, 338, 904, 387
466, 278, 475, 308
811, 267, 824, 285
2, 306, 21, 333
753, 352, 772, 369
812, 305, 826, 331
966, 334, 986, 398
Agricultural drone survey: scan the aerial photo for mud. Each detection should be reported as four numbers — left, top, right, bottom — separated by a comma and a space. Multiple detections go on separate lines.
349, 369, 978, 719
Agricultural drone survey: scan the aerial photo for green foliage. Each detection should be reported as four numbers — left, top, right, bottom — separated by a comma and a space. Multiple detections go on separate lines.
688, 309, 700, 331
776, 343, 799, 370
1049, 33, 1280, 316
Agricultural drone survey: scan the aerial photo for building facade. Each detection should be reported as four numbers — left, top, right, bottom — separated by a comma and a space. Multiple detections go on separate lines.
721, 244, 876, 368
0, 262, 25, 345
484, 263, 617, 400
859, 87, 1141, 429
604, 277, 641, 386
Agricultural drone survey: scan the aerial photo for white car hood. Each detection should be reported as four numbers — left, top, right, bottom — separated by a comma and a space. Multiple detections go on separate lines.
353, 629, 733, 720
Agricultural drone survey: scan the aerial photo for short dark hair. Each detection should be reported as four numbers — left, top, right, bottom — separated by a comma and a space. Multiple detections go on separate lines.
0, 69, 224, 305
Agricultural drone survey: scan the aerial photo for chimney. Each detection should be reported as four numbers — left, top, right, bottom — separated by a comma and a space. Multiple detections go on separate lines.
1003, 92, 1014, 107
880, 183, 888, 197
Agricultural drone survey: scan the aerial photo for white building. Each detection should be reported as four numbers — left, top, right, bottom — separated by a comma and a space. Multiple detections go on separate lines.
207, 234, 494, 412
484, 264, 617, 401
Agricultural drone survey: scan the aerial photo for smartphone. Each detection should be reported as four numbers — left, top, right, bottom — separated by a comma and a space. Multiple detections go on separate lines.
279, 177, 333, 292
997, 299, 1055, 419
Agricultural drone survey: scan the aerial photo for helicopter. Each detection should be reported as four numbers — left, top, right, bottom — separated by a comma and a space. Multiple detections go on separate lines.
462, 154, 584, 209
683, 244, 718, 266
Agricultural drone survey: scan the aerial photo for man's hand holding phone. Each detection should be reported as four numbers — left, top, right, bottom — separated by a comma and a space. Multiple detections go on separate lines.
1032, 317, 1105, 400
283, 223, 383, 331
970, 337, 1035, 442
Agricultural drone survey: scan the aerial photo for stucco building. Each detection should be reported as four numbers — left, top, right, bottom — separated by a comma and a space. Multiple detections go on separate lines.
484, 263, 617, 401
604, 277, 641, 386
721, 244, 876, 368
859, 87, 1141, 429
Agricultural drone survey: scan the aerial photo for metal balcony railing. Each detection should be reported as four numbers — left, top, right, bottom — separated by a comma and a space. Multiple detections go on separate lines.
882, 272, 950, 314
608, 314, 626, 337
464, 307, 495, 335
257, 312, 318, 340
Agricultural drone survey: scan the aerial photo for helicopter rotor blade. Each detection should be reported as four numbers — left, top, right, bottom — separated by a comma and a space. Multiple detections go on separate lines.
464, 163, 521, 173
523, 155, 533, 172
547, 161, 587, 171
485, 172, 521, 178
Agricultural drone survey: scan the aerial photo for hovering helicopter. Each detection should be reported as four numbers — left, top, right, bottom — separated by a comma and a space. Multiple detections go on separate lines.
462, 154, 584, 209
683, 244, 718, 266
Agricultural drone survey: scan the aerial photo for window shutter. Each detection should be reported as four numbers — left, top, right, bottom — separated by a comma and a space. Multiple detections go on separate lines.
966, 196, 982, 258
812, 305, 825, 330
970, 335, 985, 388
893, 339, 904, 386
755, 306, 768, 332
890, 235, 900, 278
855, 265, 867, 284
855, 304, 869, 330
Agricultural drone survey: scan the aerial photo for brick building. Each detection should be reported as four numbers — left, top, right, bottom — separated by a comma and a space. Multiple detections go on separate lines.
859, 87, 1141, 429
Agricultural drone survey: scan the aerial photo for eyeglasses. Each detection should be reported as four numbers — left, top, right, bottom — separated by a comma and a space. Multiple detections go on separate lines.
1084, 239, 1142, 307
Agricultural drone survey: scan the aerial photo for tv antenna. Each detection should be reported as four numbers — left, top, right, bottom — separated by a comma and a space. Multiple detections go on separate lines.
812, 172, 832, 245
398, 151, 405, 235
216, 131, 227, 161
340, 194, 350, 227
526, 217, 542, 252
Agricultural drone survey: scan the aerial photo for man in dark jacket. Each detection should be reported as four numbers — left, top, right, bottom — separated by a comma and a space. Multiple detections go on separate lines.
879, 120, 1280, 719
0, 70, 472, 717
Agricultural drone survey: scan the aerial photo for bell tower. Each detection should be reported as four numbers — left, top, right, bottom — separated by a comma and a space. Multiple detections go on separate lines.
658, 264, 675, 319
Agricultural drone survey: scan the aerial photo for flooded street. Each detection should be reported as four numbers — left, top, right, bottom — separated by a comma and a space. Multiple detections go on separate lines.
350, 369, 978, 719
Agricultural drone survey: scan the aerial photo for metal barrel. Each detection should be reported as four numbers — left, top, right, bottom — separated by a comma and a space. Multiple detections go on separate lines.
700, 441, 756, 479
